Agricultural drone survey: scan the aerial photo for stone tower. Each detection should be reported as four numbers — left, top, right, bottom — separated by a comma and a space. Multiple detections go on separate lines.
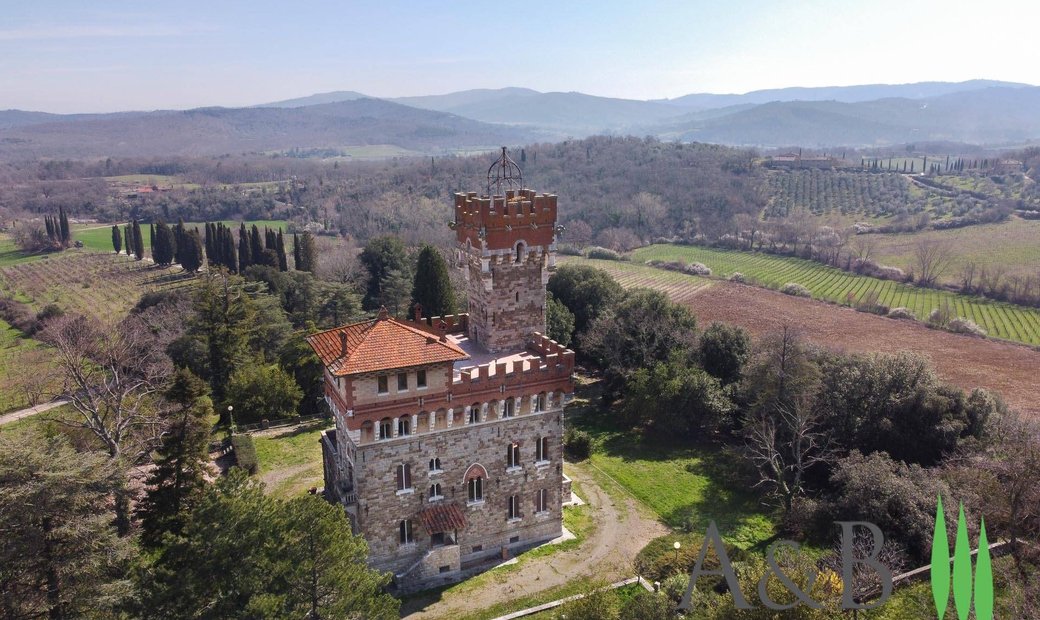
453, 148, 560, 352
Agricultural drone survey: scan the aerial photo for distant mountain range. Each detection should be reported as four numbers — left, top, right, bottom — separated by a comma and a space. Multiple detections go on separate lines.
1, 80, 1038, 159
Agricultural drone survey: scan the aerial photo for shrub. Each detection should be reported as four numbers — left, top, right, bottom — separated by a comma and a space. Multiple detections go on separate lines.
635, 532, 745, 582
231, 434, 258, 475
564, 428, 592, 460
683, 262, 711, 276
585, 246, 623, 261
887, 307, 916, 320
556, 244, 582, 256
780, 282, 811, 298
728, 272, 746, 283
947, 317, 986, 337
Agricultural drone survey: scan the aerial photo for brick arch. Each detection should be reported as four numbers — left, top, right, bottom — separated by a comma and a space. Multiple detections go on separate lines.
463, 463, 488, 483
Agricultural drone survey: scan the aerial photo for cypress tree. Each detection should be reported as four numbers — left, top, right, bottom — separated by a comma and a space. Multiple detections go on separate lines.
149, 223, 155, 256
58, 207, 70, 246
293, 232, 302, 269
276, 230, 288, 272
204, 223, 214, 263
111, 225, 122, 254
132, 220, 144, 261
297, 231, 316, 273
154, 220, 176, 266
250, 225, 263, 262
174, 219, 187, 266
238, 223, 251, 272
180, 229, 204, 273
45, 216, 55, 241
411, 245, 455, 318
124, 225, 132, 256
265, 227, 276, 251
223, 227, 238, 274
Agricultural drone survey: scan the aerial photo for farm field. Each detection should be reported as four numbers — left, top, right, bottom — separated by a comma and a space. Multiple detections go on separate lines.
561, 256, 712, 303
0, 250, 192, 319
632, 244, 1040, 346
73, 219, 290, 253
575, 257, 1040, 418
868, 217, 1040, 284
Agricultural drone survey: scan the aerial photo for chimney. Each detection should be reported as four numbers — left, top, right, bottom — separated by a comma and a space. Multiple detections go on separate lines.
413, 304, 423, 323
339, 332, 348, 358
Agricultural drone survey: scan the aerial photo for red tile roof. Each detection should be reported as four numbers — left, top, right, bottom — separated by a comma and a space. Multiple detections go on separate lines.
418, 503, 466, 534
305, 308, 469, 376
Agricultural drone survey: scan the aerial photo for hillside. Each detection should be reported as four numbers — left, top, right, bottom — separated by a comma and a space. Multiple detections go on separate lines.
0, 99, 538, 160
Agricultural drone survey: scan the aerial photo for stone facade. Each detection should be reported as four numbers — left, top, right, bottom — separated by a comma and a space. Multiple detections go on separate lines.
310, 176, 572, 593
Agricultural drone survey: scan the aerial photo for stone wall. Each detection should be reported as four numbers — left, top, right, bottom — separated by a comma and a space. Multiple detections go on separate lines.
354, 407, 564, 579
464, 248, 549, 352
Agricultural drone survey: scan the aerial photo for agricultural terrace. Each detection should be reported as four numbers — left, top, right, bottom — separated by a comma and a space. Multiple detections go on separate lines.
73, 219, 290, 253
766, 169, 998, 222
870, 218, 1040, 284
632, 244, 1040, 346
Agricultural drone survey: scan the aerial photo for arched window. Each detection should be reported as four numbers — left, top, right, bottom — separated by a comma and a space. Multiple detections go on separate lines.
534, 392, 547, 412
468, 405, 480, 424
515, 241, 525, 263
378, 418, 392, 440
468, 477, 483, 503
429, 483, 443, 500
429, 457, 442, 472
399, 519, 413, 545
503, 397, 515, 418
397, 416, 411, 437
396, 463, 412, 491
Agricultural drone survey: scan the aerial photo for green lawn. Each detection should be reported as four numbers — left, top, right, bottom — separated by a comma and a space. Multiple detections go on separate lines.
632, 244, 1040, 346
567, 378, 776, 550
0, 234, 51, 268
73, 219, 290, 253
253, 424, 330, 499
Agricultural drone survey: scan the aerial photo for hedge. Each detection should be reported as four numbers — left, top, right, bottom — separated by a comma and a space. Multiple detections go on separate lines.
231, 434, 259, 475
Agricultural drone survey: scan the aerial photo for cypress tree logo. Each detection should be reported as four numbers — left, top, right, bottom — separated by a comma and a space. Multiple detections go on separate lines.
930, 495, 993, 620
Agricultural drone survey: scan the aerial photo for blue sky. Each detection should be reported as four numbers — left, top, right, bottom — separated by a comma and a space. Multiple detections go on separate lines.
1, 0, 1037, 113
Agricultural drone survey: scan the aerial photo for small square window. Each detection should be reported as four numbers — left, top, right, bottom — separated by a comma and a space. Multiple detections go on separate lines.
398, 373, 408, 391
417, 369, 427, 388
377, 376, 388, 394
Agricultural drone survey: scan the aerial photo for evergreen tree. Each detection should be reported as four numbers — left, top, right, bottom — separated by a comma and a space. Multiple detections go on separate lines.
204, 223, 214, 263
410, 245, 455, 318
292, 232, 302, 268
153, 220, 176, 267
275, 230, 288, 272
45, 216, 55, 242
58, 206, 70, 246
238, 223, 251, 272
111, 225, 122, 254
149, 223, 155, 257
297, 232, 316, 273
250, 225, 263, 262
180, 229, 204, 273
174, 219, 187, 266
137, 369, 213, 548
222, 226, 238, 274
359, 235, 408, 310
124, 224, 132, 256
132, 219, 144, 261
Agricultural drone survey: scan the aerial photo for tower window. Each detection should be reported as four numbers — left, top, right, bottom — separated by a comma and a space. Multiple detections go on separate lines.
507, 494, 521, 520
515, 242, 525, 263
429, 457, 442, 472
399, 520, 414, 545
535, 436, 549, 462
503, 397, 515, 418
515, 291, 520, 302
429, 483, 443, 500
468, 406, 480, 424
507, 443, 520, 469
467, 477, 484, 503
536, 488, 548, 513
378, 418, 392, 440
397, 416, 411, 437
396, 463, 412, 491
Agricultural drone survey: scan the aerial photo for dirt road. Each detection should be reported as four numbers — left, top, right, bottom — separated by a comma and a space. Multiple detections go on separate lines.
0, 399, 69, 427
400, 462, 669, 619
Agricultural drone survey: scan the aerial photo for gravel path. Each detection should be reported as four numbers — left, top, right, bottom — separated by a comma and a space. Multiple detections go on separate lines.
0, 399, 69, 427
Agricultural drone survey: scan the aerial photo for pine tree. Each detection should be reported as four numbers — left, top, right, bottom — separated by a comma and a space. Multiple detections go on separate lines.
137, 368, 213, 548
238, 223, 251, 272
276, 230, 288, 272
111, 225, 122, 254
411, 245, 455, 318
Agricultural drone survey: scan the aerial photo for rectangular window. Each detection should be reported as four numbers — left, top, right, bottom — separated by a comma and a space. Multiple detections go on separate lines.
507, 443, 520, 469
536, 437, 549, 462
508, 495, 519, 520
396, 463, 412, 491
399, 520, 413, 545
417, 369, 427, 388
377, 376, 388, 394
536, 488, 548, 513
398, 373, 408, 391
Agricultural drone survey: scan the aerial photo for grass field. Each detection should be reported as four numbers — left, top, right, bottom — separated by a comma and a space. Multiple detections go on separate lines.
567, 378, 776, 549
560, 256, 713, 302
869, 218, 1040, 284
632, 244, 1040, 346
73, 219, 290, 253
0, 319, 52, 413
253, 424, 331, 499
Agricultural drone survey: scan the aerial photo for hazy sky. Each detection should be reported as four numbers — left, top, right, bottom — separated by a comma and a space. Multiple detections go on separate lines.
2, 0, 1037, 113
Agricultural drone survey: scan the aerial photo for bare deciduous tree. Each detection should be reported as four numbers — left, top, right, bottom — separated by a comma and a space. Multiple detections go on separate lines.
912, 239, 954, 287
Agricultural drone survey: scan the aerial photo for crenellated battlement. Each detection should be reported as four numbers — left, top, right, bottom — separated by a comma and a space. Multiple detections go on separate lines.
453, 189, 558, 252
451, 333, 574, 396
406, 313, 469, 338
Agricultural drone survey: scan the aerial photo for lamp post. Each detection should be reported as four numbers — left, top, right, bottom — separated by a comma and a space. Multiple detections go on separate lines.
674, 540, 681, 565
227, 405, 236, 434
